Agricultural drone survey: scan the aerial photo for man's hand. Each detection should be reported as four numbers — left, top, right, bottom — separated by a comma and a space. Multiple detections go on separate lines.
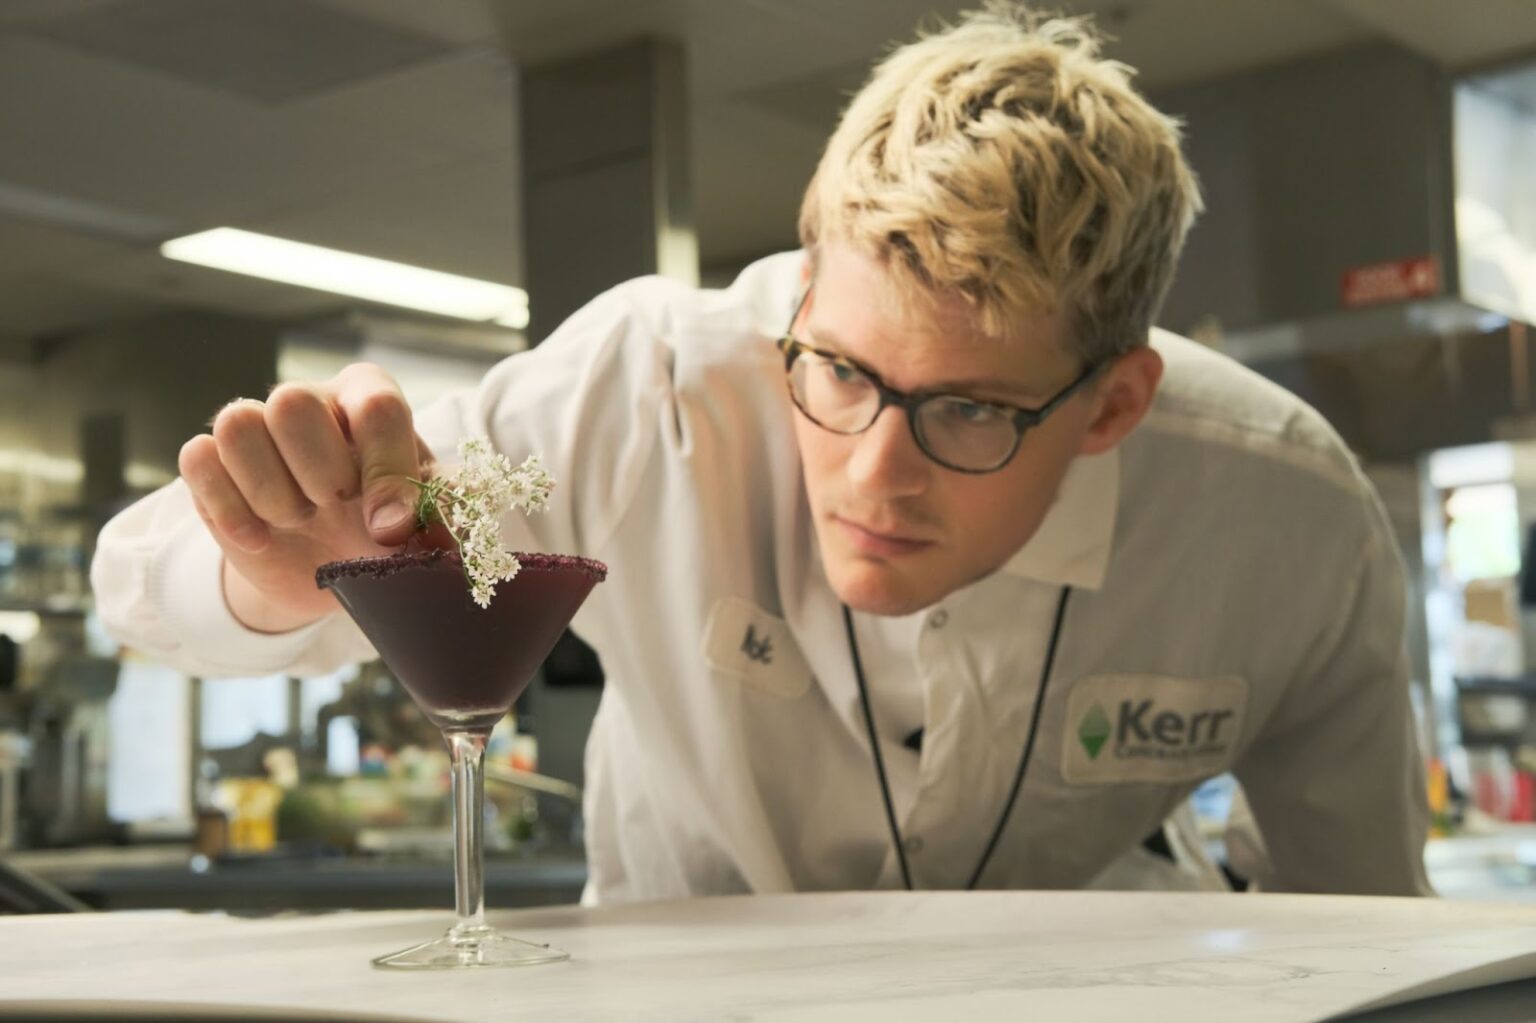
177, 363, 432, 633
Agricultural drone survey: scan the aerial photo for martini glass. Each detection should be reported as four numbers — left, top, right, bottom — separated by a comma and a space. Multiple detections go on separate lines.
317, 549, 606, 969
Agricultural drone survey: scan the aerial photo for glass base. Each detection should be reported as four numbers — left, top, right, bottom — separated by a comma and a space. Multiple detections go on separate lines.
372, 923, 570, 970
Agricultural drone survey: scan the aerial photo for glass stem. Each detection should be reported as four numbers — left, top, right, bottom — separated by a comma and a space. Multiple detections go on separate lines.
446, 730, 488, 935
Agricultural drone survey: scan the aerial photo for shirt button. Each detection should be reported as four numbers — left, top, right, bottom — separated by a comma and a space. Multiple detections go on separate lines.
904, 835, 925, 855
928, 610, 949, 630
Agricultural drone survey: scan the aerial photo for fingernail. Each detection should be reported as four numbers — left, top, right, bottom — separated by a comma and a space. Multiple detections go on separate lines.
369, 501, 413, 533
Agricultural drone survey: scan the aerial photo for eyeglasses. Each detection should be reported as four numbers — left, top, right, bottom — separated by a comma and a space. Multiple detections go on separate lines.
776, 288, 1103, 474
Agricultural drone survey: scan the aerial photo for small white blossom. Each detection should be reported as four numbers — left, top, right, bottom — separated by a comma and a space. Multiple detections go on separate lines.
409, 438, 556, 608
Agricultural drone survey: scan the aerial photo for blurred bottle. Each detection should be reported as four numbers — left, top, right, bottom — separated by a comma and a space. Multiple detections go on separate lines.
1426, 758, 1453, 836
1512, 771, 1536, 823
223, 777, 281, 854
1471, 747, 1518, 821
192, 756, 228, 858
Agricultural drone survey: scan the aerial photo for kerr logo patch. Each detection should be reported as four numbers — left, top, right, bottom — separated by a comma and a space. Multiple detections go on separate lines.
1062, 675, 1247, 785
703, 597, 812, 699
1077, 702, 1112, 760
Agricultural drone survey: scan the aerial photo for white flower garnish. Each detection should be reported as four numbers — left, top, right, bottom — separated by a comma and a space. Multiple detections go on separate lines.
409, 438, 554, 608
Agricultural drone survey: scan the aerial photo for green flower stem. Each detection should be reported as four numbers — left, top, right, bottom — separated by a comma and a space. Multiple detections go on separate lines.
403, 443, 550, 609
406, 476, 475, 590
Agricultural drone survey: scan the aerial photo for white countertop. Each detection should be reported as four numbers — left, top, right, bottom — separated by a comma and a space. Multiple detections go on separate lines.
4, 891, 1536, 1021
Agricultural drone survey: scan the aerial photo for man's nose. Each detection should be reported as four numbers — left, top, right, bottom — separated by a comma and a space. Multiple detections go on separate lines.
846, 406, 929, 498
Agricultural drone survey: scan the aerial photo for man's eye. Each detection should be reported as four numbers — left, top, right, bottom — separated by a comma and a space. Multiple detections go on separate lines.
940, 398, 1002, 425
828, 361, 862, 384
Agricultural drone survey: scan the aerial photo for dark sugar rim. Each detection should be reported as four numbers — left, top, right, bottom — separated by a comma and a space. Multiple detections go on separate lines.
316, 550, 608, 588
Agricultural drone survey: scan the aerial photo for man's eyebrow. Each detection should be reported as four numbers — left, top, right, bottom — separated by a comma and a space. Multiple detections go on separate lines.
805, 318, 1043, 403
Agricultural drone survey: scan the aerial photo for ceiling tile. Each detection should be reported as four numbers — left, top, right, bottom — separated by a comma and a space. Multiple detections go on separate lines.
1321, 0, 1536, 69
2, 0, 1532, 343
0, 0, 116, 29
1092, 0, 1373, 90
312, 0, 501, 46
259, 152, 523, 284
0, 216, 135, 275
0, 33, 495, 228
0, 272, 162, 334
22, 0, 454, 104
58, 247, 349, 321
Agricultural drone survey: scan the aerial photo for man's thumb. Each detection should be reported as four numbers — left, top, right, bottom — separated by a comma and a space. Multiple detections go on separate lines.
365, 487, 418, 545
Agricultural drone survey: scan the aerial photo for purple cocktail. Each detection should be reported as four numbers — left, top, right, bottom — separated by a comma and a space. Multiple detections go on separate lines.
318, 549, 606, 969
319, 550, 606, 734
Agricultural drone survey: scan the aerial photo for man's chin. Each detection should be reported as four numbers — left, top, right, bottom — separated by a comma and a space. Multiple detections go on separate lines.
825, 557, 938, 617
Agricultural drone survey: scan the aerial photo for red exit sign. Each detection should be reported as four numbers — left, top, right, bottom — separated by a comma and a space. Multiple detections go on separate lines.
1340, 256, 1440, 308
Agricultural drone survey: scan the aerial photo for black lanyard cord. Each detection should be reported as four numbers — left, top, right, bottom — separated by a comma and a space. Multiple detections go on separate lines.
842, 601, 915, 890
965, 585, 1072, 889
842, 585, 1072, 891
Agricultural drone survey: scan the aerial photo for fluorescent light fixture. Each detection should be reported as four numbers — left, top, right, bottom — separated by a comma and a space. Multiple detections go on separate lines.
162, 227, 529, 330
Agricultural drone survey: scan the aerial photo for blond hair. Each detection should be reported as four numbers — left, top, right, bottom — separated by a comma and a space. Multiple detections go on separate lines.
799, 3, 1202, 364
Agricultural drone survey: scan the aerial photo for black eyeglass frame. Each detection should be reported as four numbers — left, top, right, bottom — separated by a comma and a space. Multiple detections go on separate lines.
775, 288, 1104, 474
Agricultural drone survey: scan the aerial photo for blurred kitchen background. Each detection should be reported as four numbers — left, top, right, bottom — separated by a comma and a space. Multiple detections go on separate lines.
0, 0, 1535, 913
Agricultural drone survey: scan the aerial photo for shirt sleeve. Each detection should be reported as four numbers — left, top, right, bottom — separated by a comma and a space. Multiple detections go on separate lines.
91, 280, 673, 679
1232, 488, 1433, 896
90, 478, 374, 678
411, 278, 674, 561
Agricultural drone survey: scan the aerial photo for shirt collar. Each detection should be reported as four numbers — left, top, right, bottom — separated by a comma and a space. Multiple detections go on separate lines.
1000, 447, 1120, 591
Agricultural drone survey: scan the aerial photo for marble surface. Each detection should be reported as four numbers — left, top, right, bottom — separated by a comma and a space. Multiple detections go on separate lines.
4, 891, 1536, 1021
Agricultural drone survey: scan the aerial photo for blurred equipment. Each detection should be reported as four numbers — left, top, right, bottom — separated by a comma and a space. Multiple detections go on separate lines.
0, 857, 87, 914
24, 615, 118, 847
0, 730, 28, 851
0, 634, 22, 851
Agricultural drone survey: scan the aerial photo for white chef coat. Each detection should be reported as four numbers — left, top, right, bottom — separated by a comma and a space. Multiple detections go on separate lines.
91, 251, 1432, 902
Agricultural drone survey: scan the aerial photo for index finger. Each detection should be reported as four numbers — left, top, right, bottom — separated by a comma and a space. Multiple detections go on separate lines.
328, 363, 422, 544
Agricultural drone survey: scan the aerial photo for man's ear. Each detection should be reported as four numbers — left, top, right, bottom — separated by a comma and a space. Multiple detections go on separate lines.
1078, 346, 1163, 456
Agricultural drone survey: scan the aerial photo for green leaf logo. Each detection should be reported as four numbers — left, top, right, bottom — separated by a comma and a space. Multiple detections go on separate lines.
1078, 702, 1111, 760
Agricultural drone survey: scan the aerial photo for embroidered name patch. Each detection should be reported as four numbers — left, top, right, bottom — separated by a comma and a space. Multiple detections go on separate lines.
1061, 674, 1248, 785
702, 597, 812, 699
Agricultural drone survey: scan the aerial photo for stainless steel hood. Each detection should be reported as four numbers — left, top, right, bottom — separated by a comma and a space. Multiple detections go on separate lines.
1150, 42, 1536, 459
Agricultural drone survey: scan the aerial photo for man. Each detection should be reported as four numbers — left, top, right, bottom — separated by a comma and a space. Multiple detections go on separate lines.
92, 5, 1430, 901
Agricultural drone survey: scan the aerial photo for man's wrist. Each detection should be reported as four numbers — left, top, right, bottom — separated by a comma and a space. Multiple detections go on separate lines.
221, 559, 328, 634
